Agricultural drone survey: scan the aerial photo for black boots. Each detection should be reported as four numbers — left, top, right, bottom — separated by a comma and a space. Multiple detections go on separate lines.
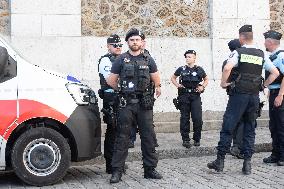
110, 169, 122, 183
106, 159, 112, 174
207, 156, 224, 172
194, 141, 200, 146
144, 167, 163, 179
242, 159, 251, 175
263, 155, 278, 163
182, 140, 191, 148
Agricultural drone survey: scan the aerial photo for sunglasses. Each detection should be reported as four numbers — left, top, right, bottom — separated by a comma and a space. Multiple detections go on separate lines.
110, 44, 123, 48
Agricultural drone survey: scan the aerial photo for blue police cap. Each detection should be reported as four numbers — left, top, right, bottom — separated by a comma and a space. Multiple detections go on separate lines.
239, 25, 252, 34
107, 34, 121, 44
263, 30, 282, 40
125, 28, 144, 41
228, 39, 241, 51
184, 50, 196, 57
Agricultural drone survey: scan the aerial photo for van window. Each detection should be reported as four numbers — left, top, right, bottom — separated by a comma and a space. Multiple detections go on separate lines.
0, 46, 17, 83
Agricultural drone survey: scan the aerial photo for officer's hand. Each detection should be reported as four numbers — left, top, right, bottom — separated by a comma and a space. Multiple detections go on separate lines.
220, 82, 231, 89
155, 87, 161, 98
274, 95, 283, 107
177, 84, 184, 88
196, 85, 205, 93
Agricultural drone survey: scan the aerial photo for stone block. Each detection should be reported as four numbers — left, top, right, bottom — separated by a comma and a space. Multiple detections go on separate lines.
212, 0, 237, 19
11, 14, 41, 37
238, 0, 270, 20
11, 0, 81, 14
11, 36, 82, 79
212, 18, 239, 39
42, 15, 81, 36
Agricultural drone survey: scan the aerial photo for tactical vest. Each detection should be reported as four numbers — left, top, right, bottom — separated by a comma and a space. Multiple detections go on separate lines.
179, 65, 203, 89
119, 52, 151, 95
264, 50, 284, 86
98, 53, 116, 90
234, 47, 264, 94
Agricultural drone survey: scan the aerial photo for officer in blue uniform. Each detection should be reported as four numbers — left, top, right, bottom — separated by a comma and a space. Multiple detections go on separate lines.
107, 28, 162, 183
98, 34, 123, 174
171, 50, 209, 148
263, 30, 284, 166
207, 25, 279, 175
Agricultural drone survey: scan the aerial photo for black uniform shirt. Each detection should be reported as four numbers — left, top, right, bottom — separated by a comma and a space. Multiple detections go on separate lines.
111, 52, 158, 74
174, 65, 207, 78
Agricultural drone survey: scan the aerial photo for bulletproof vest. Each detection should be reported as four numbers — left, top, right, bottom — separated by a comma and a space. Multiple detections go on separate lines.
179, 65, 203, 89
98, 53, 116, 90
119, 52, 151, 95
264, 50, 284, 86
234, 47, 264, 94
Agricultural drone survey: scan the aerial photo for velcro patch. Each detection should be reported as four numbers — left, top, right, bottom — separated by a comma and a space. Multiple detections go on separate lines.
240, 54, 263, 65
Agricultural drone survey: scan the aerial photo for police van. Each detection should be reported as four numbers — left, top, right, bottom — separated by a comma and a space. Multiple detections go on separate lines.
0, 37, 101, 186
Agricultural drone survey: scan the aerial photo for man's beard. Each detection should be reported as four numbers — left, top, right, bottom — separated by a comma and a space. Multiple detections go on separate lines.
129, 44, 141, 52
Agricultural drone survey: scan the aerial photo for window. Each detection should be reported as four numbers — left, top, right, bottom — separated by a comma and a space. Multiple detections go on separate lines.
0, 46, 17, 83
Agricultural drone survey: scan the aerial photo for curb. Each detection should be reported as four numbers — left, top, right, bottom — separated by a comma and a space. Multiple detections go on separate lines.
72, 142, 272, 166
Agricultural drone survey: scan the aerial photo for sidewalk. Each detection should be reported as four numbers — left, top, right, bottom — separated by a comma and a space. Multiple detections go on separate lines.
74, 126, 272, 165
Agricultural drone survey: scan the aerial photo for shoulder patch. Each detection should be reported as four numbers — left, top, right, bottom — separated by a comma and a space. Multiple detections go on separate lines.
229, 52, 235, 58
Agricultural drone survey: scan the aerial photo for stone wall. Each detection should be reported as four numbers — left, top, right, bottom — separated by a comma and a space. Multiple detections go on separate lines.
0, 0, 9, 35
270, 0, 284, 35
82, 0, 210, 37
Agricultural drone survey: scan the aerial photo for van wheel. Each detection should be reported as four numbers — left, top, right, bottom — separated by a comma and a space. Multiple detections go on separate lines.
11, 127, 71, 186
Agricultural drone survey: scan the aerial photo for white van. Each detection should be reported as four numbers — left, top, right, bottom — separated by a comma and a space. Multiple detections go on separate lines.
0, 37, 101, 186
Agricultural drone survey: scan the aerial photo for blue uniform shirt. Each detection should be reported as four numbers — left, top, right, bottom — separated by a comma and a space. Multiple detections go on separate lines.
268, 47, 284, 90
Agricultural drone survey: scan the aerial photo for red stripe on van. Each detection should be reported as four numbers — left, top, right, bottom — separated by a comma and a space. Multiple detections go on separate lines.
0, 100, 17, 137
2, 99, 68, 140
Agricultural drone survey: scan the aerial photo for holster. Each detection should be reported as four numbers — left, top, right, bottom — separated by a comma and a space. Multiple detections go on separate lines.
98, 89, 104, 99
173, 97, 180, 110
140, 93, 155, 110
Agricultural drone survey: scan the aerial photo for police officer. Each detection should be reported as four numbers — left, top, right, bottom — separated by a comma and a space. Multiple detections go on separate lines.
207, 25, 279, 175
129, 33, 159, 148
107, 28, 162, 183
263, 30, 284, 166
98, 34, 123, 174
223, 39, 244, 158
171, 50, 209, 148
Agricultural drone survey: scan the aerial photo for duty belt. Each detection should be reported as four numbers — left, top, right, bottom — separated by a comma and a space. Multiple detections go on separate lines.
270, 88, 280, 95
180, 88, 197, 93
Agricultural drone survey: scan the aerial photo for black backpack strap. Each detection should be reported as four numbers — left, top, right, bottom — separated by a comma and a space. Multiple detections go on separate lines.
269, 50, 284, 61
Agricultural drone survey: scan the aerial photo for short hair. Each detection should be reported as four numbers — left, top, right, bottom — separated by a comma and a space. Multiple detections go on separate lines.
240, 32, 253, 41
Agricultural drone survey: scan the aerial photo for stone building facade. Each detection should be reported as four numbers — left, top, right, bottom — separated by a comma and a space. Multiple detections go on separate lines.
270, 0, 284, 35
0, 0, 283, 115
0, 0, 9, 35
82, 0, 210, 37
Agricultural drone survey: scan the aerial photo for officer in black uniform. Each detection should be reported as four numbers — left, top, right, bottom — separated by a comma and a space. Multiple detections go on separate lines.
207, 25, 279, 175
129, 32, 159, 148
171, 50, 209, 148
263, 30, 284, 166
98, 34, 123, 174
107, 28, 162, 183
223, 39, 244, 158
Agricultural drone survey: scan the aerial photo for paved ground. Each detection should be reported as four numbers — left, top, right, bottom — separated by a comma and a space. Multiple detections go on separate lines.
0, 152, 283, 188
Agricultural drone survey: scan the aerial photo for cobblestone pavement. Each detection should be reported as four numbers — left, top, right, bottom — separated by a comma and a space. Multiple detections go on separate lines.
0, 152, 283, 189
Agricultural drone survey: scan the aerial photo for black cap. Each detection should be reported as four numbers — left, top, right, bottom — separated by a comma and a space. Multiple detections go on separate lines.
228, 39, 241, 51
263, 30, 282, 40
107, 34, 121, 44
184, 50, 196, 57
125, 28, 143, 41
141, 32, 145, 40
239, 25, 252, 34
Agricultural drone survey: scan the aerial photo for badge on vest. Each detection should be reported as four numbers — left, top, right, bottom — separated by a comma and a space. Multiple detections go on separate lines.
104, 66, 111, 71
124, 57, 130, 63
128, 82, 134, 88
192, 72, 197, 76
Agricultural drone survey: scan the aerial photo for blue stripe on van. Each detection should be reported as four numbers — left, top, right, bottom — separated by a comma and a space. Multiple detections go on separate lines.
67, 75, 81, 83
